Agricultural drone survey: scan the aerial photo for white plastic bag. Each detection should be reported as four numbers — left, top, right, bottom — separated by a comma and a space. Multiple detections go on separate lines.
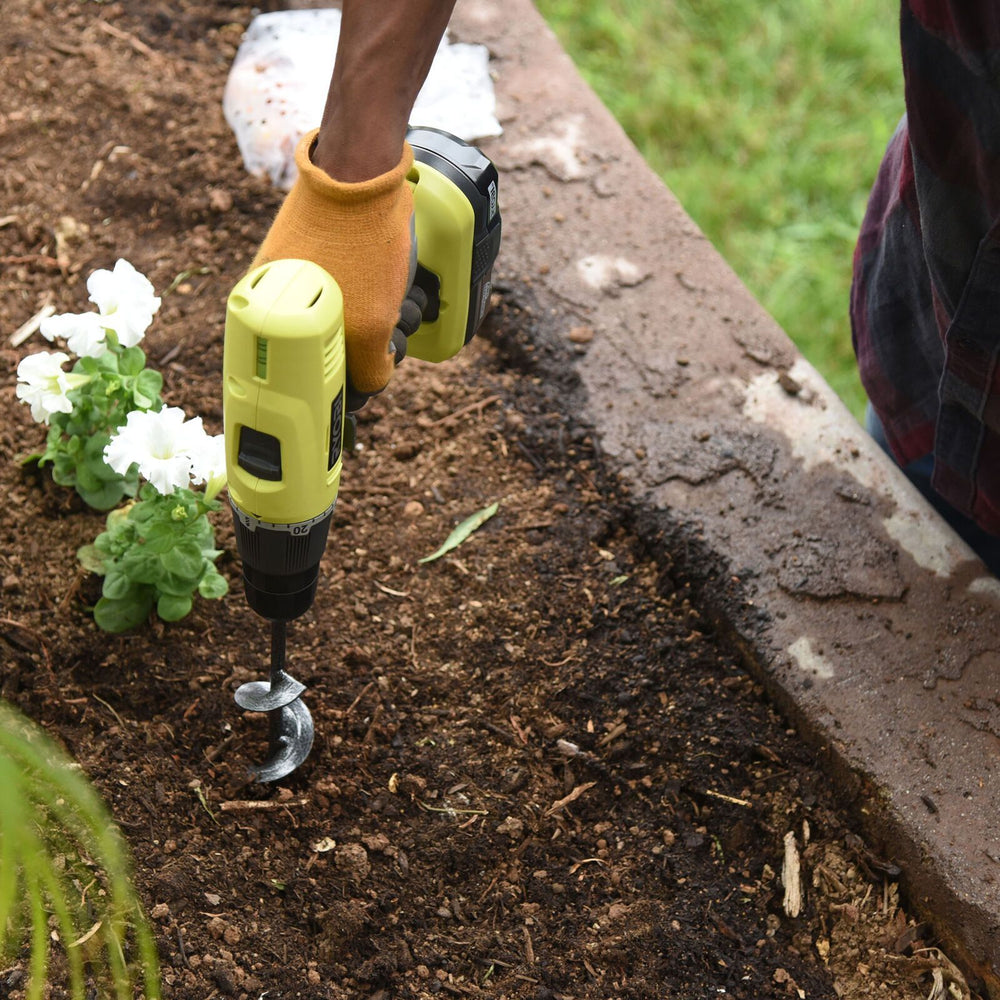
223, 8, 502, 189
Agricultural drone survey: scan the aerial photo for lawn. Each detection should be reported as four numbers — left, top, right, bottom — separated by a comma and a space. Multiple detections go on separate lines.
535, 0, 903, 418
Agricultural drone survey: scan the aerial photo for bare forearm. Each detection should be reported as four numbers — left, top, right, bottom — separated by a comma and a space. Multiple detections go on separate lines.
313, 0, 458, 180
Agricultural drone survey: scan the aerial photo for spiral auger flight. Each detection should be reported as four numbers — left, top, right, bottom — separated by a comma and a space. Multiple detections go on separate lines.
233, 620, 314, 782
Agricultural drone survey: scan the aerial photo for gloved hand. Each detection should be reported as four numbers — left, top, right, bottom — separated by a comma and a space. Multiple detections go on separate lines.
253, 128, 414, 396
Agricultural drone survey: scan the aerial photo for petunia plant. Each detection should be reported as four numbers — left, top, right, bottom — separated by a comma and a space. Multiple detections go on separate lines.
16, 260, 231, 634
17, 260, 165, 510
77, 407, 229, 634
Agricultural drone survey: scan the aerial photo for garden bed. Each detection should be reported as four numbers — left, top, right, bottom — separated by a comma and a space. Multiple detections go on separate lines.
0, 2, 977, 997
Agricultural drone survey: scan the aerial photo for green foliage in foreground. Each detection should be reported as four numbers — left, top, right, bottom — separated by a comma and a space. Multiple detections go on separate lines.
0, 701, 160, 999
535, 0, 902, 417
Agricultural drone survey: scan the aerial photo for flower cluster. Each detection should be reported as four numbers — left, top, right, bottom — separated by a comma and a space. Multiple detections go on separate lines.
15, 352, 90, 425
16, 261, 228, 633
16, 259, 165, 510
105, 408, 226, 500
42, 258, 161, 359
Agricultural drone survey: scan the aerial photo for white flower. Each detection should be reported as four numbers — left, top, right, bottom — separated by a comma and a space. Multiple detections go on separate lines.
189, 431, 227, 499
15, 351, 90, 424
87, 259, 161, 348
40, 260, 161, 357
40, 311, 109, 358
104, 407, 206, 495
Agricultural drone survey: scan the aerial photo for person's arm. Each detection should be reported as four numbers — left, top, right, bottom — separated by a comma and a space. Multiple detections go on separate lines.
254, 0, 457, 396
314, 0, 457, 181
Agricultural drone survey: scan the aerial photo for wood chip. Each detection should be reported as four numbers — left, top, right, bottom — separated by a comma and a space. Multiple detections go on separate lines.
9, 303, 55, 346
522, 925, 535, 965
429, 394, 500, 426
545, 781, 596, 817
782, 830, 802, 918
219, 799, 308, 812
596, 721, 627, 747
703, 789, 752, 808
69, 920, 103, 948
97, 19, 158, 58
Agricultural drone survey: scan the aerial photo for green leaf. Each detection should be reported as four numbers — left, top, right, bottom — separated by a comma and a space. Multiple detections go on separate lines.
105, 504, 133, 531
132, 369, 163, 410
157, 572, 198, 597
128, 496, 159, 523
120, 548, 161, 585
161, 542, 203, 580
117, 346, 146, 377
77, 479, 127, 512
101, 571, 133, 602
50, 464, 76, 487
93, 590, 155, 633
82, 431, 112, 462
138, 482, 160, 503
143, 522, 181, 554
74, 460, 101, 493
156, 593, 192, 622
197, 569, 229, 600
76, 544, 108, 576
419, 501, 500, 564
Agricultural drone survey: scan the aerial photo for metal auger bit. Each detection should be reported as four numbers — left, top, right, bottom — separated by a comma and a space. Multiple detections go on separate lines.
233, 620, 314, 782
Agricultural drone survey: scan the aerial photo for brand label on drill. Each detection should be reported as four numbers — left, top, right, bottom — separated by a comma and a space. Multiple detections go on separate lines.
488, 181, 498, 222
328, 389, 344, 471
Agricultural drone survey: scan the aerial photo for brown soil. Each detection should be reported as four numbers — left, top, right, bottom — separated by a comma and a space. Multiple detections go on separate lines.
0, 2, 981, 998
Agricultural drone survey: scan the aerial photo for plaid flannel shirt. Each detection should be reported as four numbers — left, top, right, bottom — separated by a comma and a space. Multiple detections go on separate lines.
850, 1, 1000, 534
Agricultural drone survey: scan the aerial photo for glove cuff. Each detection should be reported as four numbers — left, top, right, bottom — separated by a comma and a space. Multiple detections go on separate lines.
295, 128, 415, 204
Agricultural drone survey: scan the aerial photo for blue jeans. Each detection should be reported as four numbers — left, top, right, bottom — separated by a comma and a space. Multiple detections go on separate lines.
865, 403, 1000, 576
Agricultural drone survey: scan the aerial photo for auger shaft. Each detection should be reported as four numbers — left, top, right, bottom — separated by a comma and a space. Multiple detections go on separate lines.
266, 620, 288, 750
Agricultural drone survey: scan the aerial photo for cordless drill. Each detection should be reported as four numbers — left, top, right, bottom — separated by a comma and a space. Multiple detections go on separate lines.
222, 128, 501, 781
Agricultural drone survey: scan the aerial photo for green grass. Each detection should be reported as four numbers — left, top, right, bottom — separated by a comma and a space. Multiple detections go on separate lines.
535, 0, 902, 417
0, 700, 160, 999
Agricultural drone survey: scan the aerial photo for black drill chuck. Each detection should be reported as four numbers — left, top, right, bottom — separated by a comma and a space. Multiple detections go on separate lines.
231, 507, 335, 621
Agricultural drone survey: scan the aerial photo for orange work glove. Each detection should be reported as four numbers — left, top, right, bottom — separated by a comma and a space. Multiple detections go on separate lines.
253, 128, 414, 396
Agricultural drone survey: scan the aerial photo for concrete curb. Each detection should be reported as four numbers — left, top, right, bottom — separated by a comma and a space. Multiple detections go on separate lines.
453, 0, 1000, 993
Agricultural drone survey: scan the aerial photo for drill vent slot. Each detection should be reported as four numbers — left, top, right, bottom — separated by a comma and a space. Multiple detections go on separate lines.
322, 336, 337, 380
255, 337, 268, 379
307, 287, 323, 308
